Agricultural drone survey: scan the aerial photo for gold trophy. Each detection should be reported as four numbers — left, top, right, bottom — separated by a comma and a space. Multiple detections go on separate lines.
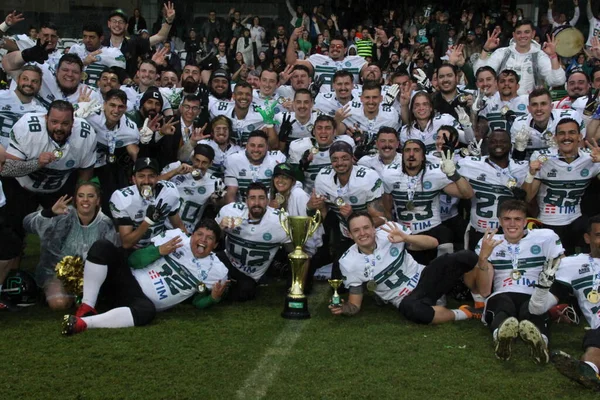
279, 210, 322, 319
328, 279, 343, 307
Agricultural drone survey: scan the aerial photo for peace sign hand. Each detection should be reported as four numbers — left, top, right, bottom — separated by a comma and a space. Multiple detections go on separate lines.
380, 221, 408, 244
484, 30, 500, 52
51, 194, 72, 216
542, 34, 557, 58
479, 228, 503, 261
586, 139, 600, 162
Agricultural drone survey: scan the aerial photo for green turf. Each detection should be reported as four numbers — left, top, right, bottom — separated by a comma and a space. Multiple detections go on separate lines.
1, 237, 597, 399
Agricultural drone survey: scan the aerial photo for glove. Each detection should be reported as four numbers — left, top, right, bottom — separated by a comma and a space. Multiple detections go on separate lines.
455, 106, 472, 128
383, 84, 400, 106
440, 150, 460, 180
471, 89, 487, 113
513, 126, 530, 152
139, 118, 154, 145
257, 101, 277, 126
197, 84, 210, 107
538, 258, 562, 288
467, 139, 483, 156
504, 110, 517, 126
309, 75, 325, 99
74, 99, 102, 118
21, 39, 51, 64
584, 89, 600, 117
213, 178, 227, 199
413, 68, 432, 92
353, 144, 370, 160
278, 113, 296, 142
145, 199, 168, 225
299, 149, 312, 172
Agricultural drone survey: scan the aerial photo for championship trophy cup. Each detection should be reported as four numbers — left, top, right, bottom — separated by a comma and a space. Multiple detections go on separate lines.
328, 279, 343, 307
279, 210, 322, 319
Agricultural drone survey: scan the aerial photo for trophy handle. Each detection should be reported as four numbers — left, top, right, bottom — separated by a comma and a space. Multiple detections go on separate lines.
307, 210, 322, 238
279, 208, 290, 236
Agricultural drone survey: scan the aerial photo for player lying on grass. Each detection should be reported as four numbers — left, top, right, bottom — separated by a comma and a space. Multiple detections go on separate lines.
330, 211, 482, 324
62, 219, 228, 335
528, 214, 600, 390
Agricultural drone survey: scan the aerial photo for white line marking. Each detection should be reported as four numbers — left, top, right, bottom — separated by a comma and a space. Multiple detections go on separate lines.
236, 285, 329, 399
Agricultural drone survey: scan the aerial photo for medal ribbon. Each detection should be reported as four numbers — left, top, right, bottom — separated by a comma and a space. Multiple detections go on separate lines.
507, 244, 520, 274
589, 256, 600, 293
487, 158, 515, 185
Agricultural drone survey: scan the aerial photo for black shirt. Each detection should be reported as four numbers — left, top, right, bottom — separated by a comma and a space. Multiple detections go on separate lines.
102, 35, 151, 78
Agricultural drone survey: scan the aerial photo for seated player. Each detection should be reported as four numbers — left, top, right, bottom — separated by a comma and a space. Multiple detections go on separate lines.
62, 219, 228, 335
331, 212, 481, 324
474, 199, 564, 364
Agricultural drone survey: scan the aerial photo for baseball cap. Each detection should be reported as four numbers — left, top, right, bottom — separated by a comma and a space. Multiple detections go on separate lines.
329, 141, 353, 156
467, 30, 475, 35
108, 9, 128, 21
211, 68, 230, 81
273, 163, 301, 181
133, 157, 160, 174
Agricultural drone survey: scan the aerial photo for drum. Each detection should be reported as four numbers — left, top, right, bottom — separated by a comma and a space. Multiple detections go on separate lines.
554, 26, 584, 57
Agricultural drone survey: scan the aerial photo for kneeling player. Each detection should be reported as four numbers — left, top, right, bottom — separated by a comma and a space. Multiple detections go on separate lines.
330, 212, 480, 324
62, 219, 228, 335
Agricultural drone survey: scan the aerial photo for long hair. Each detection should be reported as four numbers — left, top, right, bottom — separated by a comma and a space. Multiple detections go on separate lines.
406, 91, 433, 138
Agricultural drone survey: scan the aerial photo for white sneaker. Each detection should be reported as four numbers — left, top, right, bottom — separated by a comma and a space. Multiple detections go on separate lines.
494, 317, 519, 361
519, 319, 549, 364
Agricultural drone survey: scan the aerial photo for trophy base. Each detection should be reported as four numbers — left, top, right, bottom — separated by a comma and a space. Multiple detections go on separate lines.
281, 295, 310, 319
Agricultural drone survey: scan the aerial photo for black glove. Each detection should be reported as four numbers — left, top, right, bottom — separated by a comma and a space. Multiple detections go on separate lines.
441, 133, 457, 154
299, 149, 311, 172
354, 145, 370, 160
197, 84, 210, 107
584, 88, 599, 116
22, 40, 51, 64
278, 113, 296, 142
309, 75, 325, 99
145, 199, 168, 224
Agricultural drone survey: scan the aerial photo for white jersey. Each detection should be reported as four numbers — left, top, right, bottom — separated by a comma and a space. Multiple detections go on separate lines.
0, 90, 46, 148
400, 114, 463, 153
587, 10, 600, 47
314, 165, 383, 237
35, 63, 103, 109
340, 223, 424, 308
287, 136, 355, 193
357, 153, 402, 175
216, 204, 290, 280
283, 186, 324, 255
476, 229, 564, 298
67, 44, 126, 88
132, 229, 228, 311
209, 101, 266, 146
224, 150, 286, 201
458, 156, 529, 232
381, 162, 452, 233
120, 84, 172, 113
274, 111, 319, 144
197, 139, 242, 178
85, 110, 139, 167
252, 90, 286, 115
162, 162, 222, 233
427, 152, 463, 221
314, 93, 355, 117
275, 85, 295, 103
531, 148, 600, 225
308, 54, 366, 92
7, 113, 97, 193
109, 181, 181, 249
478, 93, 529, 131
344, 103, 401, 142
9, 34, 36, 51
510, 108, 585, 152
553, 95, 587, 113
555, 254, 600, 329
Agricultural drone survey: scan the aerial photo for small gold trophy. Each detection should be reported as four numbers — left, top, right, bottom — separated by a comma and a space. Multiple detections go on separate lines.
279, 210, 322, 319
328, 279, 343, 307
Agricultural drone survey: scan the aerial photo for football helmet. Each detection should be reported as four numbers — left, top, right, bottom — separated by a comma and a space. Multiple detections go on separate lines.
1, 270, 38, 307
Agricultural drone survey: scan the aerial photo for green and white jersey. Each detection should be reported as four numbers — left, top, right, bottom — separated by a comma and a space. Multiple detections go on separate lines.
400, 114, 463, 152
555, 254, 600, 329
34, 63, 103, 109
274, 111, 319, 145
340, 223, 424, 308
252, 90, 286, 115
197, 139, 242, 178
162, 162, 222, 233
457, 156, 529, 233
216, 204, 290, 280
159, 87, 184, 109
478, 92, 529, 131
85, 110, 139, 167
381, 162, 451, 233
344, 102, 402, 141
0, 90, 46, 148
308, 54, 366, 93
288, 136, 355, 193
357, 153, 402, 175
224, 150, 286, 201
120, 84, 172, 113
209, 101, 265, 146
476, 228, 563, 298
132, 228, 228, 311
109, 181, 181, 249
67, 44, 126, 88
314, 93, 354, 116
314, 165, 383, 237
7, 113, 97, 193
531, 148, 600, 225
510, 108, 585, 152
427, 152, 463, 222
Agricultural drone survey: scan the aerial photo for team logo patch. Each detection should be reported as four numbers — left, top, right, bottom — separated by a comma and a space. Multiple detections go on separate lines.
116, 140, 124, 147
579, 264, 591, 274
390, 247, 399, 257
531, 245, 541, 255
198, 187, 206, 194
307, 124, 314, 132
263, 233, 272, 241
66, 160, 75, 168
265, 169, 273, 177
581, 168, 590, 177
518, 104, 526, 110
248, 124, 255, 131
240, 169, 246, 177
345, 61, 351, 67
349, 196, 358, 204
423, 181, 432, 190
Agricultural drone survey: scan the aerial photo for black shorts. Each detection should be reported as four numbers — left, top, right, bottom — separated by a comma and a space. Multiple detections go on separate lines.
408, 223, 453, 265
544, 216, 588, 255
583, 327, 600, 351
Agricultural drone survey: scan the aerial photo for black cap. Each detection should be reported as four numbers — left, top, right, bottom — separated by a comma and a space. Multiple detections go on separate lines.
211, 68, 230, 81
108, 9, 128, 21
329, 141, 353, 156
133, 157, 160, 174
140, 86, 164, 109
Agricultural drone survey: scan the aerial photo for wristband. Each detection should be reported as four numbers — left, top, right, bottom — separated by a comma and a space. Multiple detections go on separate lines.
447, 172, 462, 182
264, 124, 274, 129
482, 47, 492, 54
0, 22, 10, 32
525, 172, 535, 183
549, 54, 558, 59
144, 217, 155, 226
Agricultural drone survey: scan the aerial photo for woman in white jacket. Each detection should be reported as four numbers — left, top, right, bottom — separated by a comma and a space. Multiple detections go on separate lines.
236, 28, 255, 67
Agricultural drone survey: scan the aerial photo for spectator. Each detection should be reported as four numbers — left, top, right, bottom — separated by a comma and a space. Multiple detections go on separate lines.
236, 28, 255, 67
128, 8, 147, 35
184, 28, 202, 65
249, 16, 266, 51
201, 10, 224, 44
548, 0, 580, 29
162, 42, 182, 74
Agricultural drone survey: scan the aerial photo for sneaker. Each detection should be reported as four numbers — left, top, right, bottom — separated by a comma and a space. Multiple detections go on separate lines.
75, 303, 97, 318
459, 304, 483, 320
494, 317, 519, 361
474, 301, 486, 309
61, 315, 87, 336
519, 319, 549, 364
551, 350, 600, 391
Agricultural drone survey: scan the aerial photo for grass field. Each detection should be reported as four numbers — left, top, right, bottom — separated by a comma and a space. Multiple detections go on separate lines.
2, 237, 597, 399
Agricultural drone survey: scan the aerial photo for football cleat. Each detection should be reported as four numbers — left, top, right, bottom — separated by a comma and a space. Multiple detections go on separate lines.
519, 319, 549, 364
459, 304, 483, 320
62, 315, 87, 336
75, 303, 97, 318
551, 350, 600, 391
549, 304, 580, 325
494, 317, 519, 361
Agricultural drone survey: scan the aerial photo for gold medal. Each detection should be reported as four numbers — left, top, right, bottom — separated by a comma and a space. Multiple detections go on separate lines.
310, 146, 320, 154
511, 270, 521, 280
458, 94, 468, 105
460, 148, 471, 157
506, 178, 517, 189
191, 169, 202, 179
335, 197, 346, 206
233, 217, 243, 227
53, 149, 63, 159
197, 282, 207, 294
500, 105, 510, 116
81, 71, 88, 81
275, 193, 285, 207
406, 201, 415, 211
141, 185, 153, 200
588, 290, 600, 304
367, 280, 377, 292
537, 155, 548, 163
108, 154, 116, 164
542, 131, 553, 141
